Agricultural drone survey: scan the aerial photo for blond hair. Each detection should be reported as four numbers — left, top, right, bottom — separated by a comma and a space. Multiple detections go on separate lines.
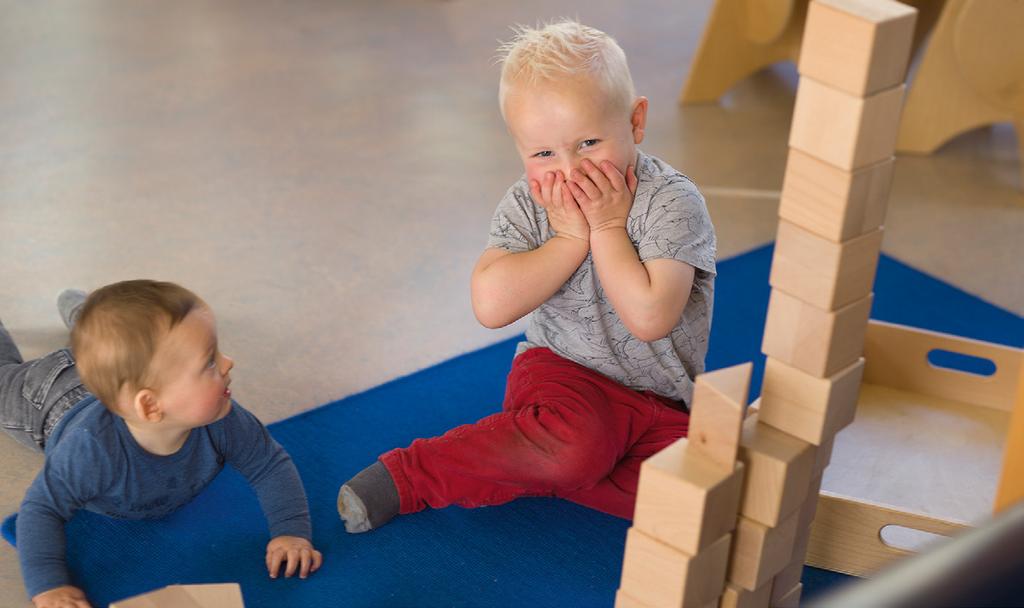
497, 19, 636, 116
71, 280, 202, 410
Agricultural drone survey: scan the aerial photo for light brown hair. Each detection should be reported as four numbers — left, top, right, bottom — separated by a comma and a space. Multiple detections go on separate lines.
71, 280, 202, 410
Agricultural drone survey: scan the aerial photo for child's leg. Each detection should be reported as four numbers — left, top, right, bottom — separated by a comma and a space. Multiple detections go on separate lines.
0, 320, 87, 451
340, 347, 674, 530
559, 397, 690, 519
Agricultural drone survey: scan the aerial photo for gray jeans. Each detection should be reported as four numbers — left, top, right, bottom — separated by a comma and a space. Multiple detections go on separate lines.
0, 321, 89, 452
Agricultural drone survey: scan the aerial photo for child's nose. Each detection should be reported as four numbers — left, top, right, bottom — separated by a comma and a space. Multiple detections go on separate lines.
220, 354, 234, 375
560, 160, 581, 181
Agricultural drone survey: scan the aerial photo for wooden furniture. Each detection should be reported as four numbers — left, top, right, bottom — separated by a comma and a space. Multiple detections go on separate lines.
806, 321, 1023, 577
682, 0, 1022, 179
896, 0, 1024, 178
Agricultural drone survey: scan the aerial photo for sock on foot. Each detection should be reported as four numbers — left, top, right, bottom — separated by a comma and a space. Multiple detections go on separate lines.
57, 289, 87, 330
337, 461, 400, 533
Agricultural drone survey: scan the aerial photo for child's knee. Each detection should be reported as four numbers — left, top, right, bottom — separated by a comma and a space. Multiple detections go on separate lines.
537, 433, 616, 490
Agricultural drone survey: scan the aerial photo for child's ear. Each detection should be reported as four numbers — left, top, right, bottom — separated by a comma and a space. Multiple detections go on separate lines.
132, 389, 163, 423
631, 97, 649, 145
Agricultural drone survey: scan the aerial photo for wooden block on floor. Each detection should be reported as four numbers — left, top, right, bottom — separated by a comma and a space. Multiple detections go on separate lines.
634, 437, 745, 555
689, 362, 753, 471
737, 415, 816, 527
761, 289, 873, 377
798, 0, 917, 96
773, 583, 803, 608
720, 581, 772, 608
789, 77, 905, 171
620, 529, 731, 608
769, 220, 883, 311
778, 475, 821, 593
778, 149, 893, 243
615, 589, 651, 608
771, 559, 804, 605
758, 356, 865, 445
772, 478, 820, 604
727, 509, 801, 590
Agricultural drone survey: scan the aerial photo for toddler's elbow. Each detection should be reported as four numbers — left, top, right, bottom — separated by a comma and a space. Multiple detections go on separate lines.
625, 313, 676, 343
471, 298, 508, 329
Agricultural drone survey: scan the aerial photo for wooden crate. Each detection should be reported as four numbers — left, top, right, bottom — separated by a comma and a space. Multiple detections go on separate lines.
807, 320, 1023, 576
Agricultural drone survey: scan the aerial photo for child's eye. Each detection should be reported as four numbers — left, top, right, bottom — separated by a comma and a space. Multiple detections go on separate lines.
580, 139, 600, 149
206, 356, 217, 370
532, 151, 553, 158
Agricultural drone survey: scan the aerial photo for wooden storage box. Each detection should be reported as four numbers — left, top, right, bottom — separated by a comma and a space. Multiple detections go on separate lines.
806, 320, 1023, 576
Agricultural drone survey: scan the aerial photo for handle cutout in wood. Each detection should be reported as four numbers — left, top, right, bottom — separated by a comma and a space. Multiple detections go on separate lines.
879, 524, 950, 553
927, 348, 998, 377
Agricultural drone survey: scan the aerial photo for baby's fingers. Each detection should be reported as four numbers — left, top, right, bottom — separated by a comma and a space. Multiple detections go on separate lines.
297, 548, 320, 578
284, 549, 300, 577
267, 549, 284, 578
551, 171, 567, 206
599, 160, 627, 192
529, 179, 544, 206
625, 164, 638, 195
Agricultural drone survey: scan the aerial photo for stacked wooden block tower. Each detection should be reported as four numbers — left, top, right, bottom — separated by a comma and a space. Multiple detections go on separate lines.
615, 1, 918, 606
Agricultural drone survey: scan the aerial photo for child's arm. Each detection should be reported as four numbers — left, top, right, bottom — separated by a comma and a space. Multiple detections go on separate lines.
18, 478, 91, 606
568, 159, 695, 342
30, 586, 90, 608
215, 404, 322, 579
471, 171, 590, 328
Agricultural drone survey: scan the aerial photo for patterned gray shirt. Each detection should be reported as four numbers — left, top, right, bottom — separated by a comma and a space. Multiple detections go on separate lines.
487, 151, 716, 404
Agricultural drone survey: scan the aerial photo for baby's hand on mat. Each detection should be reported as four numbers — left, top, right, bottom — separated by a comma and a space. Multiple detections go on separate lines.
32, 585, 91, 608
568, 158, 638, 233
530, 170, 590, 243
266, 535, 323, 580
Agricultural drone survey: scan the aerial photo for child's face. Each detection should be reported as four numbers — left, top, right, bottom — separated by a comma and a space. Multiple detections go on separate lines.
147, 306, 234, 429
503, 77, 646, 186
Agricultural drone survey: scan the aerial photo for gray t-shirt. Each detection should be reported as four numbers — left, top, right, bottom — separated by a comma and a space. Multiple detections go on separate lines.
486, 151, 716, 404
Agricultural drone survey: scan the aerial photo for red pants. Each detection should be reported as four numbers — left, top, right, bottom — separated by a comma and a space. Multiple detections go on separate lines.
379, 347, 690, 520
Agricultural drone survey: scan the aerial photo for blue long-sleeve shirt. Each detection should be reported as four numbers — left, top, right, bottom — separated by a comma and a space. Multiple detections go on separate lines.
17, 397, 311, 599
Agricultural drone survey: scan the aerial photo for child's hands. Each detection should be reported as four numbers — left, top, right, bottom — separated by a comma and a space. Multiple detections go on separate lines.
32, 585, 91, 608
266, 535, 323, 580
567, 159, 638, 233
529, 170, 590, 243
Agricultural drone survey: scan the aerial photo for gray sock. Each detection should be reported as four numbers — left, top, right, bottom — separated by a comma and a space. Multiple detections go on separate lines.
337, 461, 400, 533
57, 289, 87, 330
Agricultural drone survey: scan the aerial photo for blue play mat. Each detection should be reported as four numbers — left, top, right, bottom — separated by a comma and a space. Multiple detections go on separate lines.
4, 244, 1021, 606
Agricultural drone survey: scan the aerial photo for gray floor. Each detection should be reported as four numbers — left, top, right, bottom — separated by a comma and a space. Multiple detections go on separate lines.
1, 0, 1021, 604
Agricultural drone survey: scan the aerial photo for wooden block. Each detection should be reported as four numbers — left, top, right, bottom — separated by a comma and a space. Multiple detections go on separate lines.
727, 510, 800, 590
778, 149, 893, 243
798, 475, 824, 531
758, 356, 865, 445
771, 560, 804, 605
770, 220, 882, 312
773, 583, 802, 608
798, 0, 917, 96
812, 434, 835, 478
719, 581, 772, 608
761, 289, 873, 377
737, 415, 816, 527
111, 584, 244, 608
634, 437, 745, 555
620, 529, 732, 608
690, 362, 753, 471
773, 477, 819, 604
789, 77, 905, 171
615, 589, 651, 608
